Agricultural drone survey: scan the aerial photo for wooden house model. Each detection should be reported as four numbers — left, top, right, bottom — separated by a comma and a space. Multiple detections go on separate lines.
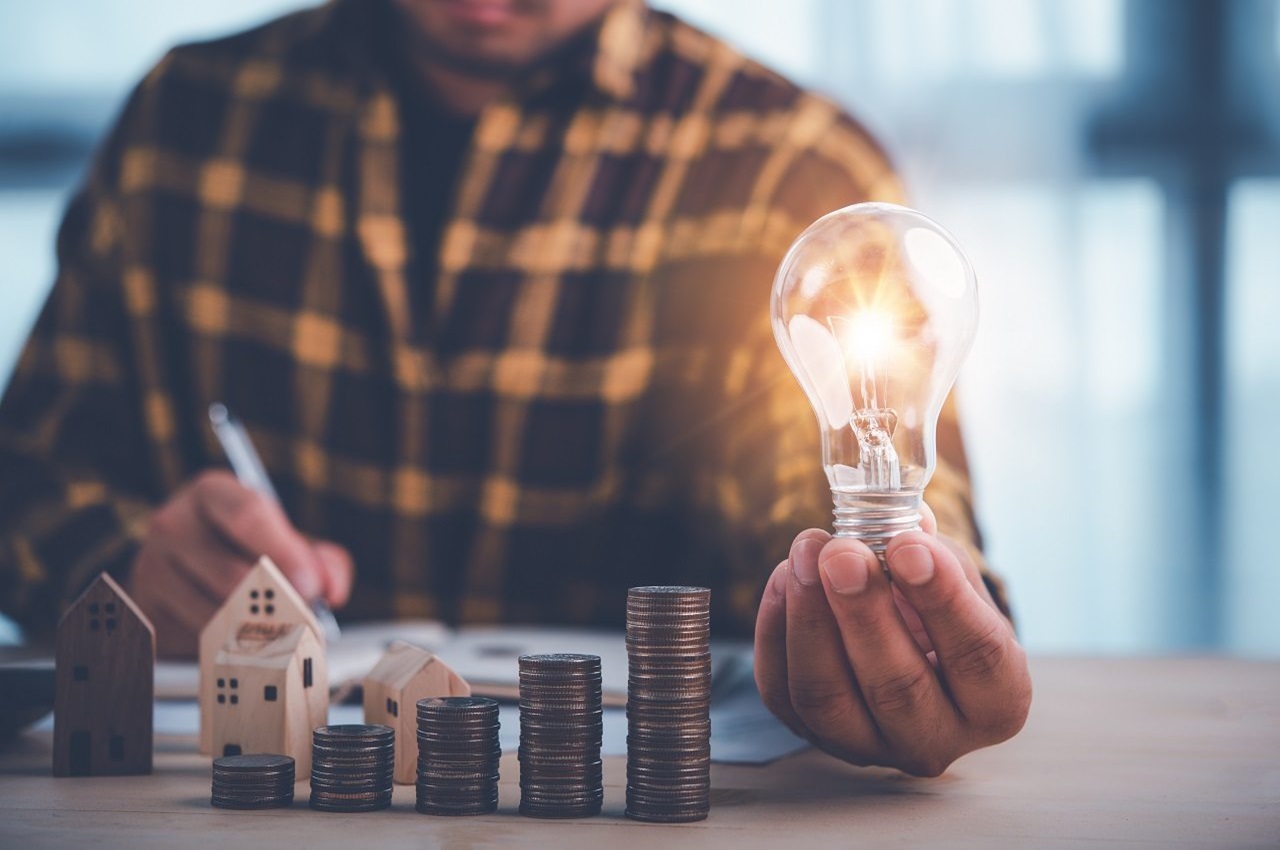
363, 641, 470, 784
210, 621, 327, 774
199, 555, 322, 753
54, 573, 155, 776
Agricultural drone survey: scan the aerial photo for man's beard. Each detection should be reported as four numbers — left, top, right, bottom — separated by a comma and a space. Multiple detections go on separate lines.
394, 1, 601, 84
411, 29, 534, 81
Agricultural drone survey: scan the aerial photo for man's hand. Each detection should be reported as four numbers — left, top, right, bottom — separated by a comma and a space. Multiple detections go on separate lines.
754, 509, 1031, 776
126, 470, 354, 658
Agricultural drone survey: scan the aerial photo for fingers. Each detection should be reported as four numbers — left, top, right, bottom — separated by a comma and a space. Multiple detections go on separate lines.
130, 470, 356, 657
938, 535, 1000, 610
193, 471, 327, 601
146, 602, 200, 660
919, 501, 938, 536
892, 584, 934, 655
127, 544, 217, 659
817, 537, 960, 774
885, 532, 1032, 740
783, 529, 882, 760
313, 541, 354, 608
918, 502, 994, 608
753, 562, 807, 738
148, 496, 254, 602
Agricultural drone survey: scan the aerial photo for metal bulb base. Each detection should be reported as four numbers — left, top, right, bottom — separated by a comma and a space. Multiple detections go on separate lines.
831, 490, 923, 556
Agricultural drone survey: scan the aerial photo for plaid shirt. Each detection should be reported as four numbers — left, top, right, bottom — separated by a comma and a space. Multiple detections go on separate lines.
0, 0, 1003, 638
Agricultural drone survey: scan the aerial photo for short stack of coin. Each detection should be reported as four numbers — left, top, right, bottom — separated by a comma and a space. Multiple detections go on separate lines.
308, 724, 395, 812
415, 696, 501, 816
211, 754, 295, 809
518, 653, 604, 818
625, 585, 712, 823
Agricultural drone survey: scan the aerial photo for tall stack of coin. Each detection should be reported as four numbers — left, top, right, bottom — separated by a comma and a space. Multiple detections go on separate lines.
211, 754, 295, 809
625, 585, 712, 823
415, 696, 502, 816
308, 724, 395, 812
518, 653, 604, 818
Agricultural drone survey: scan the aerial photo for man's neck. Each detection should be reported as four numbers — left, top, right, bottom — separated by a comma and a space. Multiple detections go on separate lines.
408, 55, 510, 117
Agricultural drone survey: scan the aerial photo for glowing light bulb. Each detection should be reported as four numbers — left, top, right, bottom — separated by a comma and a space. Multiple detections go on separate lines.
771, 203, 978, 554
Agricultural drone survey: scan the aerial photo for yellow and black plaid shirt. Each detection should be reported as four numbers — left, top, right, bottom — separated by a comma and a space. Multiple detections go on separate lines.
0, 0, 1001, 638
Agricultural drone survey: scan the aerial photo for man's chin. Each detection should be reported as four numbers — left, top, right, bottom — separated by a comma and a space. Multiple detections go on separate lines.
426, 44, 533, 80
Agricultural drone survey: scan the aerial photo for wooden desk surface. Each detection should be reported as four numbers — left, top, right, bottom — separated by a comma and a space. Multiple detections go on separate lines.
1, 657, 1277, 848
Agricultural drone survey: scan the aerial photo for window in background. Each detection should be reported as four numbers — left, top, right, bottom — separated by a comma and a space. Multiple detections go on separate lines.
1222, 3, 1280, 657
1225, 181, 1280, 656
0, 191, 63, 394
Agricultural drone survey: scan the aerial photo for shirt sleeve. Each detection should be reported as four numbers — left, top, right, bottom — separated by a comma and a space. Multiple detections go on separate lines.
0, 91, 162, 640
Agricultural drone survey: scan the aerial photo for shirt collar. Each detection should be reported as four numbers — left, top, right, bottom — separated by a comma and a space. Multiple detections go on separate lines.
590, 0, 647, 102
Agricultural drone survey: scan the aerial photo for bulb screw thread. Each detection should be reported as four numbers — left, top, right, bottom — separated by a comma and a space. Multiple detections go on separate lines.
831, 490, 923, 555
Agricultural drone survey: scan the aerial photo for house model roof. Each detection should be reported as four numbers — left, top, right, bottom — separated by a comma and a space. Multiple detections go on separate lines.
63, 572, 154, 636
201, 555, 322, 647
365, 641, 448, 691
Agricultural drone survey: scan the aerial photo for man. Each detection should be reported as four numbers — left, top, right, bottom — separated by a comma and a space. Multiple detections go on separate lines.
0, 0, 1029, 775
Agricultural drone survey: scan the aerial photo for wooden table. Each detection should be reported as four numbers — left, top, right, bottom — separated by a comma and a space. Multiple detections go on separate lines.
1, 657, 1277, 848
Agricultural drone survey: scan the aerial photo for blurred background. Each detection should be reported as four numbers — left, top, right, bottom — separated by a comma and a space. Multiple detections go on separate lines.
0, 0, 1276, 654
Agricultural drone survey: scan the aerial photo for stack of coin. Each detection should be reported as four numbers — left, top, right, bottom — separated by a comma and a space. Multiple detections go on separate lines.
625, 585, 712, 823
415, 696, 501, 816
518, 653, 604, 818
308, 724, 395, 812
211, 754, 295, 809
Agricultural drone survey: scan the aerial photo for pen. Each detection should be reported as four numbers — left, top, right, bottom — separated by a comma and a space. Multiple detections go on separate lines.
207, 402, 342, 642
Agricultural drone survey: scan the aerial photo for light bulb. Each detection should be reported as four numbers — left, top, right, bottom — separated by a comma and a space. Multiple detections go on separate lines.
771, 202, 979, 555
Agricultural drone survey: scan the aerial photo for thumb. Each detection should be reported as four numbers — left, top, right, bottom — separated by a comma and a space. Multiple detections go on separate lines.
312, 540, 354, 608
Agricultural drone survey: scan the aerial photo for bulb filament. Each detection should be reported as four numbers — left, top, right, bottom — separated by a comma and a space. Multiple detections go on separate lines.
851, 407, 900, 490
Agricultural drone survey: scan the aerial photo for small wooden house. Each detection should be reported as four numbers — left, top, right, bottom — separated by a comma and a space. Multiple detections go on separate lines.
210, 621, 327, 775
363, 641, 470, 784
199, 555, 322, 753
54, 573, 155, 776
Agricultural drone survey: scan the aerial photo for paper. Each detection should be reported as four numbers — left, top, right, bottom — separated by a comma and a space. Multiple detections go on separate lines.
156, 620, 451, 699
708, 678, 810, 765
148, 622, 808, 765
163, 621, 743, 708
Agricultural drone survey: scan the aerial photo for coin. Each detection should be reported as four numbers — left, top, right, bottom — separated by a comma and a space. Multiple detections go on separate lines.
625, 585, 712, 824
210, 753, 296, 810
308, 724, 395, 813
517, 654, 604, 819
414, 696, 501, 818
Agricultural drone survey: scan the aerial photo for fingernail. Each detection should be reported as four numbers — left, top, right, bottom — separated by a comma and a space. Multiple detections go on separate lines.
821, 551, 872, 595
790, 538, 822, 586
891, 544, 935, 586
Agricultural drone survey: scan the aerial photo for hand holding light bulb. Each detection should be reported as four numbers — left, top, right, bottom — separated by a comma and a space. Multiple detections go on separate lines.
754, 204, 1031, 776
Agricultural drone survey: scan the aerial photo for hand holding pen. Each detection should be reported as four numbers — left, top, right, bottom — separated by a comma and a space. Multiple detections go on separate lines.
121, 407, 352, 658
208, 403, 343, 642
